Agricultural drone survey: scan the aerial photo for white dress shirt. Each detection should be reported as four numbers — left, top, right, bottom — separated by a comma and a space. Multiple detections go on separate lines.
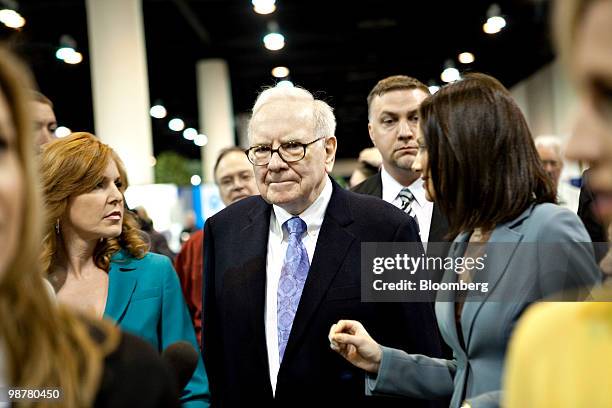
381, 166, 434, 243
265, 177, 333, 394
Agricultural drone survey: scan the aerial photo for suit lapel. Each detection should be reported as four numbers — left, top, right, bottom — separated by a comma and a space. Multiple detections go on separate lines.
461, 207, 533, 348
242, 201, 273, 374
282, 183, 355, 362
435, 234, 469, 352
104, 251, 137, 323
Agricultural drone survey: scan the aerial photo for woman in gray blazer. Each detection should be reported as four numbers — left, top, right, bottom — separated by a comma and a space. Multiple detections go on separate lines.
329, 73, 601, 408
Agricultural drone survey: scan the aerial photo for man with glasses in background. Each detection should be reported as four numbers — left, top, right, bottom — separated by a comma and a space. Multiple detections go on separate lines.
202, 86, 443, 407
174, 146, 259, 345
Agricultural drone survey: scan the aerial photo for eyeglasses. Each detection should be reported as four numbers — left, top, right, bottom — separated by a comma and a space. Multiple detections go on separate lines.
245, 137, 325, 166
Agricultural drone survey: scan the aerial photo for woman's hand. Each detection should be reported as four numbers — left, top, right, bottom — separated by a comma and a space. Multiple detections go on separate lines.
328, 320, 383, 374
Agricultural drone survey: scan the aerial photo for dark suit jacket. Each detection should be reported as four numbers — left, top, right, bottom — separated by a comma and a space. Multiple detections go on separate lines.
202, 179, 444, 407
352, 172, 449, 243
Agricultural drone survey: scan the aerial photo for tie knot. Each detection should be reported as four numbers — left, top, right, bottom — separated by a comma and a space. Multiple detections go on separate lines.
284, 217, 307, 236
398, 187, 415, 201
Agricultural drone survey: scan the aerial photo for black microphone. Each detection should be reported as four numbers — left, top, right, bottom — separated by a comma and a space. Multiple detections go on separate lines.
161, 341, 200, 393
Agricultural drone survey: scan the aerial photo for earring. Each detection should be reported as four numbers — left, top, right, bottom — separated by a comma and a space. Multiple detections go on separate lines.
55, 219, 60, 235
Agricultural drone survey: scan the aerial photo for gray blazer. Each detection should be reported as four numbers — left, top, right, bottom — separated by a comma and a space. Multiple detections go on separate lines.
366, 203, 601, 408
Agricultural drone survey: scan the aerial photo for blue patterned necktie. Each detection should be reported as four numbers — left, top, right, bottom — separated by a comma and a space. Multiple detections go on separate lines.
277, 216, 309, 362
398, 187, 420, 233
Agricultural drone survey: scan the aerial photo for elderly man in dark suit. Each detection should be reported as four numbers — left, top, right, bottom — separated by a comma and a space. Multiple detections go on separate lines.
202, 86, 444, 407
353, 76, 448, 244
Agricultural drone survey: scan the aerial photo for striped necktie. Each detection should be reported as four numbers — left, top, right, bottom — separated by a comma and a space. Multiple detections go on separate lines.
398, 187, 420, 233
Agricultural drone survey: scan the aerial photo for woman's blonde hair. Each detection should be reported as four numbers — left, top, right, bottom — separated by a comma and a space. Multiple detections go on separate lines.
40, 132, 148, 277
0, 47, 120, 407
553, 0, 593, 77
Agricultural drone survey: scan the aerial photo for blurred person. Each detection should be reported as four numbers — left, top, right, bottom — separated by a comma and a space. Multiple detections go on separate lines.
534, 135, 581, 212
0, 46, 179, 408
349, 147, 382, 188
180, 211, 198, 244
134, 205, 175, 260
329, 73, 601, 408
39, 132, 210, 407
174, 146, 258, 345
30, 90, 57, 148
203, 86, 443, 407
504, 1, 612, 406
353, 75, 448, 244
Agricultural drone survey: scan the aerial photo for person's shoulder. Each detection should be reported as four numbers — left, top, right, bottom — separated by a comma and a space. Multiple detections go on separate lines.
341, 187, 409, 225
350, 173, 380, 194
210, 195, 266, 222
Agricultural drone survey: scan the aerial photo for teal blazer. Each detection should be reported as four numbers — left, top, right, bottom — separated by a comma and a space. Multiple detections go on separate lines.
105, 250, 210, 408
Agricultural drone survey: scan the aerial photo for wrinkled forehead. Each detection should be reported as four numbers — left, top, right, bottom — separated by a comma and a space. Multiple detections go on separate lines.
249, 100, 314, 143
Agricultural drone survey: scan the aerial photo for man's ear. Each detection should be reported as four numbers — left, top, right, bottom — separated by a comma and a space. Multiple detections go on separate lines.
368, 122, 376, 147
324, 136, 337, 173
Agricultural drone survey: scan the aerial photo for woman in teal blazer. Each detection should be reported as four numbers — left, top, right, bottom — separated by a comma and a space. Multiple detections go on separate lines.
106, 250, 210, 408
40, 133, 209, 408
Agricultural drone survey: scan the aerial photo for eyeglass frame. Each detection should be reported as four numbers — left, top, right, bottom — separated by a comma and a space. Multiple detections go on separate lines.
245, 137, 326, 166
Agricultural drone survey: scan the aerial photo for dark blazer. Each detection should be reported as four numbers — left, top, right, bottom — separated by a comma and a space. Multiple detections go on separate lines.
352, 172, 449, 243
202, 179, 444, 407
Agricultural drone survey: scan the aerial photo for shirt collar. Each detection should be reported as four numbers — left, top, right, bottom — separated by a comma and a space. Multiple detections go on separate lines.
272, 176, 333, 238
380, 166, 427, 208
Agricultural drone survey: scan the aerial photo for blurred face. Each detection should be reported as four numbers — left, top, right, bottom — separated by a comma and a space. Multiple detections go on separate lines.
0, 89, 23, 280
368, 89, 429, 175
31, 101, 57, 148
61, 160, 124, 241
566, 0, 612, 222
249, 101, 336, 215
412, 130, 435, 202
536, 145, 563, 187
215, 150, 258, 205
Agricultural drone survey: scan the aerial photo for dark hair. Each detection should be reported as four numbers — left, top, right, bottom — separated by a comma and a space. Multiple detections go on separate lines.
367, 75, 430, 118
419, 73, 555, 237
213, 146, 248, 180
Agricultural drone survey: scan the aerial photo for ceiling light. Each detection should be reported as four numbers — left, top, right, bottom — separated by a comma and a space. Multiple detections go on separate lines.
271, 66, 290, 78
64, 51, 83, 65
276, 80, 294, 88
149, 104, 167, 119
252, 0, 276, 15
183, 128, 197, 140
194, 134, 208, 147
0, 8, 24, 28
55, 47, 74, 61
428, 85, 440, 94
458, 52, 475, 64
190, 175, 202, 186
55, 126, 71, 138
483, 4, 506, 34
168, 118, 185, 132
263, 32, 285, 51
441, 60, 461, 83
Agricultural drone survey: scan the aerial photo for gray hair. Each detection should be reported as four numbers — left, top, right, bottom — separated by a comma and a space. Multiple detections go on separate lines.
534, 135, 563, 159
248, 86, 336, 142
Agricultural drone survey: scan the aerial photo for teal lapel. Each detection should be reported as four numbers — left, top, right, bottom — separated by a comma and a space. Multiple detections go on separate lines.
104, 251, 137, 323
